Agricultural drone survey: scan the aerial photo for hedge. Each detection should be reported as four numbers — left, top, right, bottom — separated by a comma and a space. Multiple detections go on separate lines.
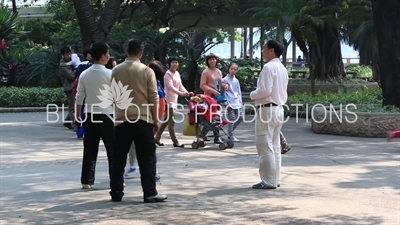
1, 87, 397, 114
0, 87, 66, 107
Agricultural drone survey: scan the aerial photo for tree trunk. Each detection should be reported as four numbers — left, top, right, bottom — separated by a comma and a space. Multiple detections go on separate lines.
371, 56, 380, 85
73, 0, 124, 46
359, 48, 373, 66
188, 32, 207, 92
308, 0, 345, 79
293, 29, 316, 95
11, 0, 17, 12
371, 0, 400, 107
153, 46, 167, 65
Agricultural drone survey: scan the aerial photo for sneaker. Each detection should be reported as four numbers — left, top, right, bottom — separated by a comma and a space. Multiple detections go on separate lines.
214, 137, 223, 144
144, 194, 168, 203
230, 136, 240, 142
125, 167, 137, 179
82, 184, 92, 189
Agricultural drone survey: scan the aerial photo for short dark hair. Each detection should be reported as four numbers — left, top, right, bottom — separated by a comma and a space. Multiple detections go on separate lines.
205, 53, 218, 68
266, 40, 285, 58
228, 62, 238, 70
90, 42, 109, 61
83, 47, 91, 59
148, 60, 166, 81
127, 39, 144, 56
167, 56, 179, 66
60, 46, 71, 55
70, 44, 78, 52
105, 57, 116, 69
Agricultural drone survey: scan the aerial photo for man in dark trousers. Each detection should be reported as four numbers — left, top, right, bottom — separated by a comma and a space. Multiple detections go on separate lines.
59, 46, 76, 129
109, 39, 167, 203
75, 42, 114, 189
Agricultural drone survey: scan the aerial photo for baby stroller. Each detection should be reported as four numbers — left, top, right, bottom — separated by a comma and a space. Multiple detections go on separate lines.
387, 127, 400, 141
188, 94, 234, 150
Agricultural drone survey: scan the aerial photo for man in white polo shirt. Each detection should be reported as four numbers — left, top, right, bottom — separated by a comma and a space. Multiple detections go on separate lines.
250, 40, 288, 189
75, 42, 114, 190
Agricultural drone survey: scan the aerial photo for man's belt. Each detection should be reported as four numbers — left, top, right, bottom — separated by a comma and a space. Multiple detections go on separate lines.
256, 103, 278, 109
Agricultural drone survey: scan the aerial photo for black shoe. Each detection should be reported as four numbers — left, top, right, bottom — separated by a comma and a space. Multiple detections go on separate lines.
214, 138, 223, 144
111, 197, 122, 202
63, 123, 73, 129
144, 194, 168, 203
110, 191, 123, 202
155, 139, 165, 146
252, 182, 277, 189
277, 184, 280, 187
173, 143, 184, 148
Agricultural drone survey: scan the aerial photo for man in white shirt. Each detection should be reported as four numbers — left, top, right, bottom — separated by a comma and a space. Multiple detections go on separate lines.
250, 40, 288, 189
75, 42, 114, 190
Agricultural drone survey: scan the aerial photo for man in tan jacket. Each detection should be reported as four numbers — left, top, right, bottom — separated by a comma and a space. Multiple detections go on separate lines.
109, 39, 167, 203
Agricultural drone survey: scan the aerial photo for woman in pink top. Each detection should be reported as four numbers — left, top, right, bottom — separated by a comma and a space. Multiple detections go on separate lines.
200, 53, 228, 144
155, 57, 193, 148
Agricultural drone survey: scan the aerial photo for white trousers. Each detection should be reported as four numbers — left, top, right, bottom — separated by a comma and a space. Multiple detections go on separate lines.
255, 106, 284, 187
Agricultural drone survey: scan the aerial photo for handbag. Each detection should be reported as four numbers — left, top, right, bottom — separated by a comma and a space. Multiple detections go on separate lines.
183, 116, 197, 136
214, 89, 227, 103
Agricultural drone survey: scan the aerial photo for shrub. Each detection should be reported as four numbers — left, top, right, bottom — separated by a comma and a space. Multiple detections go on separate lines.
0, 87, 66, 107
345, 64, 373, 78
244, 87, 398, 115
288, 77, 371, 84
284, 87, 399, 116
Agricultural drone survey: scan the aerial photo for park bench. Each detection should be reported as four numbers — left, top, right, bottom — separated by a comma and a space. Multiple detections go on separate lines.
290, 70, 308, 78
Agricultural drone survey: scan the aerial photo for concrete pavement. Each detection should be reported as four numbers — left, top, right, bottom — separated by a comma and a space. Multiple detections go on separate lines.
0, 112, 399, 224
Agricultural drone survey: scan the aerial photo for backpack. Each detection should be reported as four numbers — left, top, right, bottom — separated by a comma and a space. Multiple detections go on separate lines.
72, 61, 93, 96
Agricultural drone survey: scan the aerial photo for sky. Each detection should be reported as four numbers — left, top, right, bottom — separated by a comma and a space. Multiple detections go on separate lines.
205, 28, 359, 61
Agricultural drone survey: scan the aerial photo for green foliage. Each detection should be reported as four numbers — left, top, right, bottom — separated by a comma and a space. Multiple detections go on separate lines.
284, 87, 395, 115
106, 19, 132, 54
20, 46, 63, 87
0, 4, 19, 40
288, 77, 370, 84
16, 19, 61, 46
345, 64, 373, 77
0, 87, 66, 107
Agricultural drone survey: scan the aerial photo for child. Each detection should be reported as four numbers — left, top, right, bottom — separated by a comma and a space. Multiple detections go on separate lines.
222, 63, 243, 142
66, 45, 82, 69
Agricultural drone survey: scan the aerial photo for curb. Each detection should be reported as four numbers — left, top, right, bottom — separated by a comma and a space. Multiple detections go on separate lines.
0, 107, 68, 113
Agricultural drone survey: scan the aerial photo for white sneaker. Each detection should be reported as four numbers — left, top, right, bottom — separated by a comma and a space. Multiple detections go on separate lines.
82, 184, 92, 189
230, 136, 240, 142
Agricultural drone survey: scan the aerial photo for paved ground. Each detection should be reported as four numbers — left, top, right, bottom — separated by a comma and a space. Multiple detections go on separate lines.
0, 111, 399, 225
